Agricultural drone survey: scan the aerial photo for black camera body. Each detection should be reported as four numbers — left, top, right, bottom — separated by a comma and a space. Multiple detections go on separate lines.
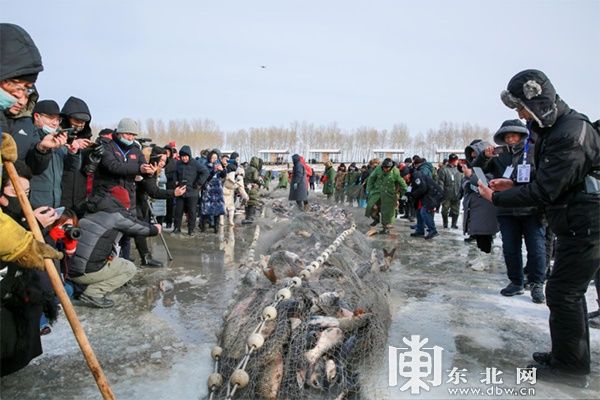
63, 224, 81, 240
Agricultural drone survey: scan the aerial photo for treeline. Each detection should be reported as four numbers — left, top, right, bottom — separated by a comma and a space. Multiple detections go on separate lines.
93, 118, 492, 162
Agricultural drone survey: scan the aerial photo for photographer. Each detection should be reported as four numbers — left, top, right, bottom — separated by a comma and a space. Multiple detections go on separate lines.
28, 100, 91, 209
92, 118, 153, 211
134, 145, 185, 266
59, 96, 93, 216
71, 186, 160, 308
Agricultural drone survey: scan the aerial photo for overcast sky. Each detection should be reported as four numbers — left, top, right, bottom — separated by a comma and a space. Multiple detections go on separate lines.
4, 0, 599, 136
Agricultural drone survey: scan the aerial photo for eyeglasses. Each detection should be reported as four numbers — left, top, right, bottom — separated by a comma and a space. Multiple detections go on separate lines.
40, 114, 62, 123
4, 80, 35, 97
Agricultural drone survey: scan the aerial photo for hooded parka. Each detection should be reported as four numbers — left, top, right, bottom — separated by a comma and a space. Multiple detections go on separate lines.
288, 154, 308, 202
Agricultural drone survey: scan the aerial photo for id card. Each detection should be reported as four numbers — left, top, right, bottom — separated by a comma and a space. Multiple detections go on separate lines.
517, 164, 531, 183
502, 166, 514, 179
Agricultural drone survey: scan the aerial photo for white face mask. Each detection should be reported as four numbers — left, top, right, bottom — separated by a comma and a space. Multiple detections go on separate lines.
42, 124, 57, 135
0, 88, 17, 110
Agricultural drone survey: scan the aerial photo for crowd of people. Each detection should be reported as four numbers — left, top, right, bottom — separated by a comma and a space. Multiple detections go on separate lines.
1, 22, 599, 388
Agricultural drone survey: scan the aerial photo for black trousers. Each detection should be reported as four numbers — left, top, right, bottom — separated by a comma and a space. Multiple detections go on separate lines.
546, 234, 600, 374
165, 197, 174, 225
473, 235, 493, 254
174, 196, 198, 234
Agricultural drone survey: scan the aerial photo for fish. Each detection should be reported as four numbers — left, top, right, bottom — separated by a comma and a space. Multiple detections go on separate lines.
297, 230, 312, 238
381, 248, 397, 272
289, 317, 302, 330
370, 247, 397, 272
308, 315, 340, 329
326, 358, 337, 383
263, 250, 303, 283
305, 327, 344, 365
338, 313, 370, 332
257, 352, 284, 400
158, 280, 174, 292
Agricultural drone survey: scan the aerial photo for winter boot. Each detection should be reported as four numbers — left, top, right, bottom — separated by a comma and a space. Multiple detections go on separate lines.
469, 252, 493, 271
242, 206, 255, 225
199, 216, 207, 232
141, 253, 164, 268
442, 215, 448, 229
500, 282, 525, 296
79, 293, 114, 308
451, 214, 459, 229
530, 283, 545, 304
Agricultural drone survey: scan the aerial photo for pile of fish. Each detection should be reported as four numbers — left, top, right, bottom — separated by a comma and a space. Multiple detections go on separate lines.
212, 201, 392, 399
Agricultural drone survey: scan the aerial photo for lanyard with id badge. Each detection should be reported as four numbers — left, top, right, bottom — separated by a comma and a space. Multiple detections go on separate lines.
515, 128, 532, 183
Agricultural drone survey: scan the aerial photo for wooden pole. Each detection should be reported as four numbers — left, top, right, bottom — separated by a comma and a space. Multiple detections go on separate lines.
3, 160, 116, 400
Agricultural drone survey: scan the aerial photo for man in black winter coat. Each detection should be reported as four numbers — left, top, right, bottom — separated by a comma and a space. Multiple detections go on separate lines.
173, 145, 209, 235
479, 69, 600, 386
92, 118, 154, 208
134, 146, 186, 267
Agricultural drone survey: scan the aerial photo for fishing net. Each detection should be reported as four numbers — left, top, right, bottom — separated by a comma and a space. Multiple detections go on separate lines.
209, 201, 391, 399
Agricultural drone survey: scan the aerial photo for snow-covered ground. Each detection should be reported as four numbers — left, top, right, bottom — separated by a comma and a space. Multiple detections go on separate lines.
1, 192, 598, 399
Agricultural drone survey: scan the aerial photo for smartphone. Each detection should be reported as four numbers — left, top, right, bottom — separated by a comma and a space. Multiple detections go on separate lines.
54, 206, 65, 218
473, 167, 489, 186
179, 179, 188, 187
493, 146, 508, 155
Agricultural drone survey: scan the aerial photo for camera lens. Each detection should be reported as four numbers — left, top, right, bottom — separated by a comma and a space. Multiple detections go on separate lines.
65, 226, 81, 239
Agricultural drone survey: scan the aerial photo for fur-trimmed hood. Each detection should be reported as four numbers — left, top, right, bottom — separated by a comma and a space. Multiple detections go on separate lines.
500, 69, 565, 128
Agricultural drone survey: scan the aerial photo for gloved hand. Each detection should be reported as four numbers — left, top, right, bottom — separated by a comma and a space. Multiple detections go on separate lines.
1, 133, 18, 162
14, 239, 64, 271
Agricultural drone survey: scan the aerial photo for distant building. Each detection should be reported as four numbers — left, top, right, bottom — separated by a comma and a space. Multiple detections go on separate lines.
308, 149, 342, 163
435, 149, 464, 163
258, 149, 289, 164
373, 149, 405, 161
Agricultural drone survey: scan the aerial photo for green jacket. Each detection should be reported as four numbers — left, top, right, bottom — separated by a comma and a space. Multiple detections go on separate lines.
437, 164, 463, 201
322, 166, 336, 195
244, 157, 261, 205
366, 166, 407, 224
277, 171, 289, 188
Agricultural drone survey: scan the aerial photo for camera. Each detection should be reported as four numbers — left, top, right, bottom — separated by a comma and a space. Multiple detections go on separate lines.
137, 137, 152, 144
493, 146, 508, 155
63, 224, 81, 239
83, 136, 108, 174
54, 127, 79, 144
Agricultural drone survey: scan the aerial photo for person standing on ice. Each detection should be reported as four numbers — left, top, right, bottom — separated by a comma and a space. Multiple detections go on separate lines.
479, 69, 600, 386
289, 154, 309, 210
473, 119, 547, 304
